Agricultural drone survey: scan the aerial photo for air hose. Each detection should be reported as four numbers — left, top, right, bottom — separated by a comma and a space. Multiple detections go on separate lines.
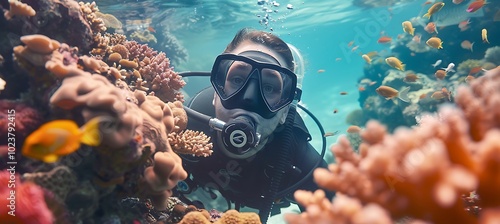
258, 104, 296, 223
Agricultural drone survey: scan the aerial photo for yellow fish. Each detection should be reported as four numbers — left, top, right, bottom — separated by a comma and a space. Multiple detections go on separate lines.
361, 54, 371, 64
402, 21, 415, 36
22, 117, 102, 163
385, 57, 405, 71
423, 2, 445, 19
482, 29, 490, 44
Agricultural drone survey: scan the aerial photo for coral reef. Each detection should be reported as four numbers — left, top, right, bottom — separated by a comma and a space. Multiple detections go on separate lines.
484, 46, 500, 65
0, 100, 43, 147
286, 66, 500, 223
0, 171, 54, 224
131, 30, 157, 44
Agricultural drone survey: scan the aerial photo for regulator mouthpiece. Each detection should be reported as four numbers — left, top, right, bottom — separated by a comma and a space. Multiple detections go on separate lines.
221, 116, 261, 155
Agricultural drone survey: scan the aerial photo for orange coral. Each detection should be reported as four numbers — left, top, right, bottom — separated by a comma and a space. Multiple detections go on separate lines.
288, 66, 500, 224
179, 210, 261, 224
4, 0, 36, 20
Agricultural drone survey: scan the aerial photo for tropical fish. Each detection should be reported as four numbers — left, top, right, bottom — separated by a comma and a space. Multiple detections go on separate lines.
461, 40, 474, 51
435, 69, 448, 80
22, 117, 102, 163
413, 33, 422, 43
458, 19, 471, 31
404, 73, 419, 82
376, 86, 410, 102
432, 59, 443, 67
424, 22, 439, 34
431, 87, 452, 101
453, 0, 464, 3
433, 0, 484, 26
467, 0, 486, 13
340, 91, 348, 95
426, 37, 443, 49
385, 57, 405, 71
377, 36, 392, 43
423, 2, 445, 19
441, 63, 456, 73
324, 131, 339, 137
317, 69, 326, 73
402, 21, 415, 36
362, 54, 371, 64
482, 28, 489, 43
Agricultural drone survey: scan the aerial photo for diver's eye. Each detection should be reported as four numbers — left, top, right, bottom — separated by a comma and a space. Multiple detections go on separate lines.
230, 76, 245, 86
262, 84, 274, 94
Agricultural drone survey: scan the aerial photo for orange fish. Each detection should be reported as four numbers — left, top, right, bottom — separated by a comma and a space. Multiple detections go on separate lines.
404, 73, 419, 82
377, 36, 392, 43
423, 2, 445, 19
358, 86, 366, 92
426, 37, 443, 49
317, 69, 326, 73
376, 86, 410, 102
419, 93, 427, 99
424, 22, 438, 34
431, 87, 451, 101
467, 0, 486, 13
435, 69, 447, 80
385, 56, 405, 71
22, 117, 102, 163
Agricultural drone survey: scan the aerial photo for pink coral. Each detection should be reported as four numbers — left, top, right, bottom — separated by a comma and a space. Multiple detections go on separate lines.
0, 100, 43, 144
287, 66, 500, 224
125, 41, 186, 102
0, 171, 54, 224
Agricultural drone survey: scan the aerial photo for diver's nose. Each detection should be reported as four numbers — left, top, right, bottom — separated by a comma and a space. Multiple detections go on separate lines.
241, 78, 260, 107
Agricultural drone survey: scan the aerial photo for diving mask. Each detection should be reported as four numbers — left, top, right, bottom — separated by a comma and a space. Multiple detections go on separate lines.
210, 51, 301, 118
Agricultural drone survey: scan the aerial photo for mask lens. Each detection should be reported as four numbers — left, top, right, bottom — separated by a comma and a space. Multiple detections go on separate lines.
261, 68, 294, 111
213, 59, 254, 100
212, 54, 297, 114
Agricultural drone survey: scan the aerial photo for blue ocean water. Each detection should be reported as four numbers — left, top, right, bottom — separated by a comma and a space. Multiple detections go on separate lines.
93, 0, 437, 157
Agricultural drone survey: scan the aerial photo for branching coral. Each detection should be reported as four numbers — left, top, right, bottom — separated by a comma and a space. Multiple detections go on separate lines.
287, 66, 500, 224
168, 130, 213, 157
125, 41, 186, 102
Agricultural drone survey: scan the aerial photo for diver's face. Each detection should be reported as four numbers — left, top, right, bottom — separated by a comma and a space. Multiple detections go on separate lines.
213, 41, 290, 151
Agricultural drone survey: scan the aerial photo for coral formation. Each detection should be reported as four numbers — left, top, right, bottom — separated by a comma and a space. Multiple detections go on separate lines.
484, 46, 500, 65
0, 171, 54, 224
0, 100, 43, 146
286, 66, 500, 223
4, 0, 36, 20
131, 30, 157, 44
179, 209, 261, 224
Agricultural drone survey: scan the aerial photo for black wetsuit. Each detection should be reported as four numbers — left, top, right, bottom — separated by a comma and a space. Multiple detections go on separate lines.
180, 87, 333, 212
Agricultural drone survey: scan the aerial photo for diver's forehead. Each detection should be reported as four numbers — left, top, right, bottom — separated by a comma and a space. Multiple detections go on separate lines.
230, 41, 286, 65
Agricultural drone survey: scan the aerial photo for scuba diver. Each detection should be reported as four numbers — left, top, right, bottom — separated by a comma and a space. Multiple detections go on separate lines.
177, 28, 334, 223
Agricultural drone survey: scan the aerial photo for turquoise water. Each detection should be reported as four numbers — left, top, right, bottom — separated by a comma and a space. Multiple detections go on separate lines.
93, 0, 438, 155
